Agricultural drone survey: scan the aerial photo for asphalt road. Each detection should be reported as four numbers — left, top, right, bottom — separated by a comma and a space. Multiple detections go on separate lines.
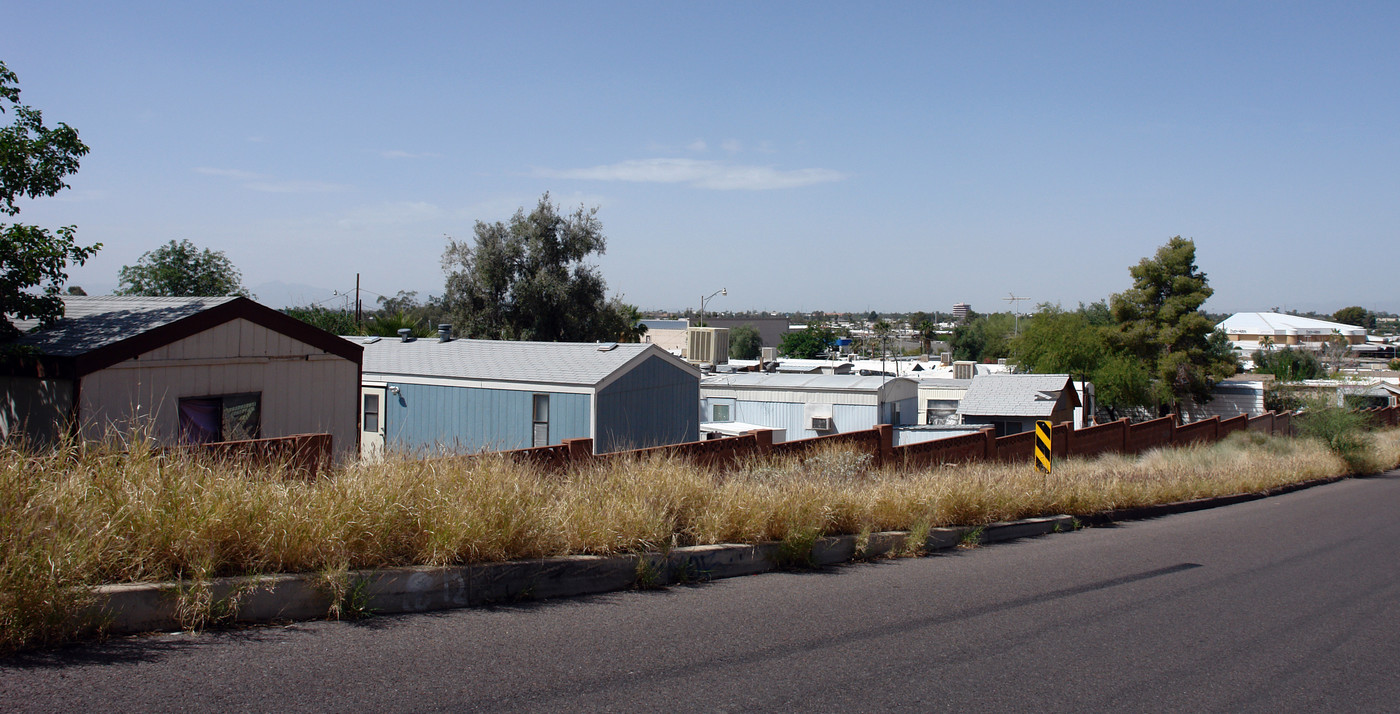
5, 470, 1400, 712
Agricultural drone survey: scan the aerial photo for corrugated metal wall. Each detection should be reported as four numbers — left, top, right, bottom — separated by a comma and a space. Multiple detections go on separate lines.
729, 400, 880, 440
385, 382, 590, 453
595, 355, 699, 453
76, 319, 359, 458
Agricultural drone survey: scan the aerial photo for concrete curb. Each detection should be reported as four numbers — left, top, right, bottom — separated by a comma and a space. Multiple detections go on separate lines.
92, 473, 1354, 636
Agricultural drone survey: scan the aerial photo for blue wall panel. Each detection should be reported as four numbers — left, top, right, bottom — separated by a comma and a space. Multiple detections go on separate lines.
595, 355, 699, 452
386, 382, 590, 453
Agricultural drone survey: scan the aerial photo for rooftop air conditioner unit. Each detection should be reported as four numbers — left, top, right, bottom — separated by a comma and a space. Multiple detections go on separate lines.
810, 416, 833, 431
687, 327, 730, 366
954, 360, 976, 380
760, 346, 777, 363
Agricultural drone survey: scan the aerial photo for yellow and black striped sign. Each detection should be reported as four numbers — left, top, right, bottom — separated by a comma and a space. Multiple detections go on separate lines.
1035, 420, 1052, 474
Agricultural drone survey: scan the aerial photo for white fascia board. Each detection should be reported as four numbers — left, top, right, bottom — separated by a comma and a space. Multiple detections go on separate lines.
361, 372, 594, 395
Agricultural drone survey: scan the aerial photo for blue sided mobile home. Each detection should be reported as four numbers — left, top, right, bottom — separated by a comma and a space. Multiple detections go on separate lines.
352, 335, 700, 456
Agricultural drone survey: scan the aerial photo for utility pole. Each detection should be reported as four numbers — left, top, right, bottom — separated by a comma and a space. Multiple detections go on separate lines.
355, 273, 361, 326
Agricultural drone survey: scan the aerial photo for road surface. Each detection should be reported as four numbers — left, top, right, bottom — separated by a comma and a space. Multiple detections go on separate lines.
4, 470, 1399, 712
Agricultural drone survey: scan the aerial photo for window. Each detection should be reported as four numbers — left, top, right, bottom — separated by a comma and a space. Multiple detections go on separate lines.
532, 394, 549, 447
179, 393, 261, 444
712, 403, 731, 422
363, 393, 380, 433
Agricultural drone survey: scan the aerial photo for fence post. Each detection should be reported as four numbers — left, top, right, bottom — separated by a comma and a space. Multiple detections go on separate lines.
564, 437, 594, 467
1118, 417, 1130, 456
750, 428, 775, 458
981, 427, 996, 462
1057, 421, 1072, 459
875, 424, 894, 467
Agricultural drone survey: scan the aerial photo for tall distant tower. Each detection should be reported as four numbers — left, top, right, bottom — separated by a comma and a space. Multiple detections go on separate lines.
952, 303, 970, 322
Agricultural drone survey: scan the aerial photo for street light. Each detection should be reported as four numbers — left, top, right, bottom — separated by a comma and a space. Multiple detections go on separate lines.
698, 287, 727, 326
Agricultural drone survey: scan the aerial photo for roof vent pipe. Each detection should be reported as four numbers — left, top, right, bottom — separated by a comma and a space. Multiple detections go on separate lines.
438, 324, 452, 342
397, 328, 412, 343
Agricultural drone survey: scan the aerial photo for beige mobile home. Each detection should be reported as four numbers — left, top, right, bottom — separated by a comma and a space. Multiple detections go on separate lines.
1, 296, 362, 459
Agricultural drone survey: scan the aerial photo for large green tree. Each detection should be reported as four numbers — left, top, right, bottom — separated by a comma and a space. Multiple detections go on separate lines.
1, 61, 100, 338
1011, 304, 1108, 376
1332, 306, 1374, 330
116, 239, 251, 297
779, 324, 836, 359
1108, 237, 1237, 413
950, 311, 1015, 362
729, 323, 762, 359
442, 193, 626, 341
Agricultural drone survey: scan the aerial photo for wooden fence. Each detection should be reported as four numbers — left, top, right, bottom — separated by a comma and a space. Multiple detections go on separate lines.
188, 433, 334, 478
496, 406, 1400, 473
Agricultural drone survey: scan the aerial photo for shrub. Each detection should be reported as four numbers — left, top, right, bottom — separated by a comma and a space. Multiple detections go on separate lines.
1295, 398, 1374, 472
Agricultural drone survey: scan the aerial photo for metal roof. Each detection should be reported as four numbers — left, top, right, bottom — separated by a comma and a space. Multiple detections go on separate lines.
700, 372, 915, 393
1217, 312, 1367, 337
354, 336, 692, 387
2, 296, 361, 379
955, 374, 1078, 418
11, 296, 239, 356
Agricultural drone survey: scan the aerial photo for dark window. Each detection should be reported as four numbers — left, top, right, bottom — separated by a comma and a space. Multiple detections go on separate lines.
532, 394, 549, 447
179, 393, 261, 444
363, 393, 380, 433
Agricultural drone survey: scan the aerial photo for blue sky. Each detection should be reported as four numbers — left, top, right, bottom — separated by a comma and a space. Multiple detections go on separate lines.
7, 2, 1399, 314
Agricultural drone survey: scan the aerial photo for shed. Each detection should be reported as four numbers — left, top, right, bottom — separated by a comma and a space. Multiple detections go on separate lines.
955, 374, 1080, 436
699, 373, 918, 441
914, 377, 972, 425
354, 336, 700, 456
1, 296, 362, 458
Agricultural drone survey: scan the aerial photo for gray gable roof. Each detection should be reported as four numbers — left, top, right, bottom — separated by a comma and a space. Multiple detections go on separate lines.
13, 296, 239, 356
955, 374, 1078, 418
354, 337, 696, 387
2, 296, 361, 379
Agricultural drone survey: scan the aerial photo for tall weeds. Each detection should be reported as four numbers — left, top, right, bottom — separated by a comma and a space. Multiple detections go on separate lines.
1, 427, 1393, 652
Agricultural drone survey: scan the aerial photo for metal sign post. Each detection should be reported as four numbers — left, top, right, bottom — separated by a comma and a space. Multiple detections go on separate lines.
1035, 420, 1052, 474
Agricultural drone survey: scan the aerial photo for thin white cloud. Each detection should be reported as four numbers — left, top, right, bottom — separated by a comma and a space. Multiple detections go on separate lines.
381, 150, 441, 159
244, 180, 351, 194
686, 139, 708, 152
196, 167, 351, 193
196, 167, 264, 180
721, 139, 742, 154
337, 201, 444, 228
537, 158, 845, 191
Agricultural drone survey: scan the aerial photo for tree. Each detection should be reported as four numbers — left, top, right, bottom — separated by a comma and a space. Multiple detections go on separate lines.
1332, 306, 1374, 330
729, 323, 762, 359
1, 61, 100, 338
1252, 346, 1322, 382
116, 239, 251, 297
779, 325, 836, 359
283, 305, 358, 335
950, 312, 1014, 362
1108, 237, 1237, 414
1011, 304, 1108, 376
441, 193, 625, 342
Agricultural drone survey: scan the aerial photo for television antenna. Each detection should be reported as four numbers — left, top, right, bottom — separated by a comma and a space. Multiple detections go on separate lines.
1005, 293, 1029, 335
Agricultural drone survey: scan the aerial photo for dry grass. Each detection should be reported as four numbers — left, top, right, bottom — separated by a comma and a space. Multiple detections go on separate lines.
3, 426, 1397, 652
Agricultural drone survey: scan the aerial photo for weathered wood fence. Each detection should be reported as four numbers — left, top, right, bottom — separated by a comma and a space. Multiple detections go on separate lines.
499, 406, 1400, 472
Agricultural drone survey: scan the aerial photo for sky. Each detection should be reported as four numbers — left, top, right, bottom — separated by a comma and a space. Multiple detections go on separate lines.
6, 1, 1399, 315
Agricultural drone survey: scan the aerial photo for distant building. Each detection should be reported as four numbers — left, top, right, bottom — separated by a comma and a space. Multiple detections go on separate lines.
700, 373, 918, 442
1, 296, 362, 459
952, 303, 971, 322
354, 335, 699, 456
1217, 312, 1367, 353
